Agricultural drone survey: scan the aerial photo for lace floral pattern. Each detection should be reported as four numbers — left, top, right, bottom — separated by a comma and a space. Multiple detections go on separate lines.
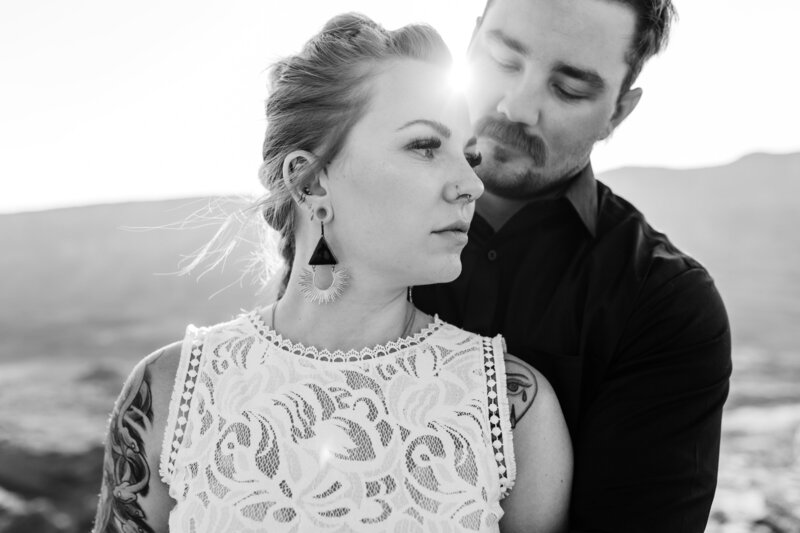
160, 312, 515, 532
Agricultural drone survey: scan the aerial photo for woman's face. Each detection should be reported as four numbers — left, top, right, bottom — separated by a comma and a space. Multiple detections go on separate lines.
323, 58, 484, 290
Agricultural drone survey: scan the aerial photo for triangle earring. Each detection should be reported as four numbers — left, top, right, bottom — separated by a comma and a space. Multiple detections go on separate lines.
299, 221, 348, 304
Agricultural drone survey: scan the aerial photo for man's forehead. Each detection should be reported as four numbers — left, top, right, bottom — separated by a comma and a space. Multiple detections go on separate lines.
480, 0, 635, 74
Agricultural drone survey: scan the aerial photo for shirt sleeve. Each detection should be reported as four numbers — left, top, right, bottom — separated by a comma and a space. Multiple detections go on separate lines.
569, 266, 732, 533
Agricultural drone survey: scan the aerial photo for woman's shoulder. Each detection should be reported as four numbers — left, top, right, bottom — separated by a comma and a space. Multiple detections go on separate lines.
502, 352, 554, 429
141, 312, 257, 407
421, 319, 557, 428
112, 341, 184, 449
427, 316, 493, 345
108, 337, 195, 466
497, 352, 572, 533
141, 341, 184, 410
93, 341, 184, 532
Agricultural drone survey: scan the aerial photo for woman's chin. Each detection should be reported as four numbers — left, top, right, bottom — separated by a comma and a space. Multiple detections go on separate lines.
411, 259, 463, 286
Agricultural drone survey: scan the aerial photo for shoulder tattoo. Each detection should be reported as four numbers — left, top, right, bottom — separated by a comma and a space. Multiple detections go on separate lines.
93, 357, 157, 533
504, 358, 538, 429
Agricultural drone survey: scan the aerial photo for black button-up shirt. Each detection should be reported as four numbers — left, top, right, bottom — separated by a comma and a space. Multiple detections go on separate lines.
414, 164, 732, 533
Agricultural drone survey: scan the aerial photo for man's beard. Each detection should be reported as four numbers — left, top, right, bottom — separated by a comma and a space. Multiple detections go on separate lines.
473, 115, 587, 200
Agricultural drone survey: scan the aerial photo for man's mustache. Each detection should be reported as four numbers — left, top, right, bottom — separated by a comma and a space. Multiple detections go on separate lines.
475, 116, 546, 166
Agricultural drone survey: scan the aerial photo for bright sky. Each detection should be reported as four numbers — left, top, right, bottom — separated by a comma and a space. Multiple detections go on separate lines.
2, 1, 798, 213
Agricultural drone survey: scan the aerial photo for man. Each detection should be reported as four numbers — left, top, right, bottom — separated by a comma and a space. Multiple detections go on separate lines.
415, 0, 732, 531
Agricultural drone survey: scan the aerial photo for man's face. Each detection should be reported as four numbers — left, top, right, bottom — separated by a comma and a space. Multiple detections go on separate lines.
467, 0, 638, 198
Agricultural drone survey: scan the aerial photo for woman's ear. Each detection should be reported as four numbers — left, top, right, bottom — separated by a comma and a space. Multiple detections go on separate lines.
281, 150, 333, 222
282, 150, 318, 207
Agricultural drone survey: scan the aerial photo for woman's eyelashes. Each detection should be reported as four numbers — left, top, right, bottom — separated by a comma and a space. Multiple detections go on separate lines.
406, 137, 481, 167
406, 137, 442, 159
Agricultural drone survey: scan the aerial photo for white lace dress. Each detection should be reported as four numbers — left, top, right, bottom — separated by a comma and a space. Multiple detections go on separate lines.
159, 311, 516, 532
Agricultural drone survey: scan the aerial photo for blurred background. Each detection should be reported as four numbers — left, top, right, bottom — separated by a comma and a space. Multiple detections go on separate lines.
1, 1, 798, 531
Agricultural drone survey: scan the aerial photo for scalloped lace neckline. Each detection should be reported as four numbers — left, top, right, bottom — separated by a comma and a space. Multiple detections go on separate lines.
247, 308, 442, 363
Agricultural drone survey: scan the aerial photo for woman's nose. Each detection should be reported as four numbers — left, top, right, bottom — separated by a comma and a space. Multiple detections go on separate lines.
445, 162, 484, 203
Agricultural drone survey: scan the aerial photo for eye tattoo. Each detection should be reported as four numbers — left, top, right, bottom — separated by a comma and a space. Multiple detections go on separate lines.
504, 358, 538, 429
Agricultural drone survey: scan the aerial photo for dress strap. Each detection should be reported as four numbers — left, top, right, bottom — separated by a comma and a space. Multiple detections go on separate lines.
482, 334, 517, 498
158, 324, 206, 486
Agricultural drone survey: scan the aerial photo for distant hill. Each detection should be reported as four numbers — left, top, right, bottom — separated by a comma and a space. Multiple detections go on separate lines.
0, 197, 261, 364
1, 152, 798, 370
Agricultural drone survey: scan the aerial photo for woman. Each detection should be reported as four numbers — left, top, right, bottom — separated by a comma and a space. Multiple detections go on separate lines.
93, 13, 571, 533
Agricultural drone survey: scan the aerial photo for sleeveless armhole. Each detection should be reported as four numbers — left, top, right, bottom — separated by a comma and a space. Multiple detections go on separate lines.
158, 324, 205, 486
484, 334, 517, 498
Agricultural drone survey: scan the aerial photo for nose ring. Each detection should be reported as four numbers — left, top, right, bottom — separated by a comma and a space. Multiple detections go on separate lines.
456, 184, 473, 201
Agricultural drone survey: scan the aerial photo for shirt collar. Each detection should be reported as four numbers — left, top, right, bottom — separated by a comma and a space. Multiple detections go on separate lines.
563, 163, 598, 237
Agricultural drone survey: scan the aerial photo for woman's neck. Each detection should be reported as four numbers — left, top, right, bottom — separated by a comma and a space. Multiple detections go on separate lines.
269, 282, 423, 353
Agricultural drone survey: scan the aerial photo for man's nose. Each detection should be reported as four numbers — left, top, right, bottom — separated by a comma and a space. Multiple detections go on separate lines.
497, 76, 543, 127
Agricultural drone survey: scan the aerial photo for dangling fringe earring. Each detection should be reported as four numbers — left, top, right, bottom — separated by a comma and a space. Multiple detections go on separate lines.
299, 221, 348, 304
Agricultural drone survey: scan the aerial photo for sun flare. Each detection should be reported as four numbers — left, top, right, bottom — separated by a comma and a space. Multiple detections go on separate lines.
447, 58, 473, 95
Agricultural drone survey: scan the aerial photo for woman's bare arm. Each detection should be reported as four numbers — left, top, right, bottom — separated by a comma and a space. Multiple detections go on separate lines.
92, 342, 181, 533
500, 353, 573, 533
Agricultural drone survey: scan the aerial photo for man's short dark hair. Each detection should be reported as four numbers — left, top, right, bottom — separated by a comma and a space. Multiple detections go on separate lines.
480, 0, 677, 94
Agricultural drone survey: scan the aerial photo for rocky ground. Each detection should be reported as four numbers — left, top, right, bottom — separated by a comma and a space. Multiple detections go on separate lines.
0, 360, 114, 533
708, 404, 800, 533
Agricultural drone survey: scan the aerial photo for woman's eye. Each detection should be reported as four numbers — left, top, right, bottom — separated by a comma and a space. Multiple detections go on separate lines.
465, 151, 482, 168
407, 137, 442, 159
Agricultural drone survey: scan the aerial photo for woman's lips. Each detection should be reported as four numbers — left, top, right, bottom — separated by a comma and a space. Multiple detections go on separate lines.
432, 228, 469, 245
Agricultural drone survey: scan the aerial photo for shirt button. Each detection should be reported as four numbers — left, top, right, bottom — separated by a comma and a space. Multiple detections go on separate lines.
487, 250, 498, 261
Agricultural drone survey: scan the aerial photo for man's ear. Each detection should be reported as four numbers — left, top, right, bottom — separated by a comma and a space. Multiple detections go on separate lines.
603, 87, 642, 139
281, 150, 319, 207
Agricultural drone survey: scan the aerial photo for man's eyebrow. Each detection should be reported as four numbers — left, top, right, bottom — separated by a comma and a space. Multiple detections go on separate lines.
487, 29, 530, 56
397, 119, 451, 138
554, 61, 606, 91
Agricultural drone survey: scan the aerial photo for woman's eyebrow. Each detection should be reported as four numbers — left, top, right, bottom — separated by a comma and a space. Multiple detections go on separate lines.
397, 119, 451, 138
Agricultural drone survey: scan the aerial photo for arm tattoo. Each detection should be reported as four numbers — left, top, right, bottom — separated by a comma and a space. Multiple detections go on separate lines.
93, 359, 157, 533
505, 358, 538, 429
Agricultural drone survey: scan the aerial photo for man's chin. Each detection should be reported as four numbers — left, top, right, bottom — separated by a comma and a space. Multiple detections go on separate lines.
476, 164, 540, 199
476, 157, 573, 200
